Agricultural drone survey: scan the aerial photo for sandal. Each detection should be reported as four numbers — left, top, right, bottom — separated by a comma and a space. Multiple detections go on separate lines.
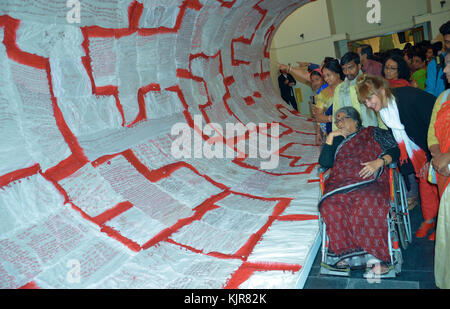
336, 260, 350, 268
407, 196, 418, 210
321, 260, 350, 273
363, 262, 394, 279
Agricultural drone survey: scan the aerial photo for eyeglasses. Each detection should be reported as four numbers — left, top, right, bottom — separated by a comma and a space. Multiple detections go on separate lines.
385, 66, 398, 71
335, 116, 351, 124
342, 64, 356, 72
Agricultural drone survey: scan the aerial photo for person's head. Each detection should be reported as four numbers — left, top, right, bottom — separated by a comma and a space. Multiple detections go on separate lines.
355, 74, 394, 112
444, 53, 450, 87
340, 52, 361, 81
432, 41, 443, 56
403, 42, 412, 52
334, 106, 362, 134
320, 57, 334, 70
425, 46, 434, 62
382, 54, 411, 81
322, 59, 345, 87
279, 68, 287, 74
405, 49, 417, 71
411, 50, 427, 70
309, 69, 325, 91
387, 48, 403, 58
439, 21, 450, 53
357, 44, 374, 63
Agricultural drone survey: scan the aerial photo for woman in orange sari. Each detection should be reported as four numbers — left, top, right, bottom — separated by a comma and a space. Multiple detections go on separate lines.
428, 52, 450, 289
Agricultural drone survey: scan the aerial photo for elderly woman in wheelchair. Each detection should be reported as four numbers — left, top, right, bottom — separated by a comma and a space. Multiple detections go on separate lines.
318, 106, 400, 278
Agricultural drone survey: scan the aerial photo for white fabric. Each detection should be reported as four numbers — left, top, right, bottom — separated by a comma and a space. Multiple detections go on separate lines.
379, 98, 422, 159
0, 0, 320, 289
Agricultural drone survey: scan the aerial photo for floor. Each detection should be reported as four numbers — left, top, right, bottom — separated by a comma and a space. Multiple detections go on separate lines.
303, 203, 438, 289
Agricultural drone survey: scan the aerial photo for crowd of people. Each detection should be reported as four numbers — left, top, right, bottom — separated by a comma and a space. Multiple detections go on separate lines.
278, 20, 450, 287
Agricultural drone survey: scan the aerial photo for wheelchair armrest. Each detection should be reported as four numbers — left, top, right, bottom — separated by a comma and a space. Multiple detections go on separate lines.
318, 166, 329, 173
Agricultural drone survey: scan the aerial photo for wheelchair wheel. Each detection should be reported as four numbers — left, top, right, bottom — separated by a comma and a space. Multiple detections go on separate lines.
393, 171, 412, 250
396, 210, 409, 250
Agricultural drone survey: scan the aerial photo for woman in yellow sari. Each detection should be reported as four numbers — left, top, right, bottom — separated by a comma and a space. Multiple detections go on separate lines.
428, 52, 450, 289
311, 59, 344, 144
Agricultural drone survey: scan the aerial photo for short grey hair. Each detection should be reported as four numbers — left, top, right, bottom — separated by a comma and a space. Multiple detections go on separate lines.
335, 106, 362, 130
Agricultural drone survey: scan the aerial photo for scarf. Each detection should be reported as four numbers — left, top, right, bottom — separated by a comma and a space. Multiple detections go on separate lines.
316, 83, 328, 95
379, 97, 428, 174
388, 79, 411, 88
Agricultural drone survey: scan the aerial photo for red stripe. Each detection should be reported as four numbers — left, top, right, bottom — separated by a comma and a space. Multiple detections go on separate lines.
128, 1, 144, 29
101, 226, 141, 252
0, 164, 40, 188
277, 214, 319, 221
307, 179, 320, 183
142, 192, 228, 250
234, 198, 291, 258
92, 201, 134, 226
43, 155, 88, 183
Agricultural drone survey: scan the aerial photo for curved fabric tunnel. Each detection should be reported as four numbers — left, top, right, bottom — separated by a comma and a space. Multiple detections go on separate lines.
0, 0, 321, 289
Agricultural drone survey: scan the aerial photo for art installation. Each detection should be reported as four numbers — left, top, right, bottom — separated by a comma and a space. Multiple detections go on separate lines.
0, 0, 321, 289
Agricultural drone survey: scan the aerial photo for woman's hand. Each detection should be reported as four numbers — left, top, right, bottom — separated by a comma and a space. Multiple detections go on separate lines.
359, 159, 384, 179
311, 105, 318, 116
315, 132, 323, 146
277, 63, 288, 71
432, 152, 450, 174
439, 165, 450, 177
313, 107, 331, 124
325, 129, 347, 145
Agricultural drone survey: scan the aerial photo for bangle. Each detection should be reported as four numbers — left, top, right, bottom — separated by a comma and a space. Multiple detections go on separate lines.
381, 157, 388, 166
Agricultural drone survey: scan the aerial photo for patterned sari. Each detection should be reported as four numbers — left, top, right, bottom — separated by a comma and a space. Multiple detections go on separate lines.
435, 99, 450, 289
319, 127, 391, 262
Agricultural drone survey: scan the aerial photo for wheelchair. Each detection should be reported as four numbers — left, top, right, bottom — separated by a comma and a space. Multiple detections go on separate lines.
318, 162, 412, 278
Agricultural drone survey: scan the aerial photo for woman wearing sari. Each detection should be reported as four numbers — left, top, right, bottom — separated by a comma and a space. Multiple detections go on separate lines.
309, 68, 328, 145
428, 52, 450, 289
312, 59, 344, 141
318, 106, 399, 277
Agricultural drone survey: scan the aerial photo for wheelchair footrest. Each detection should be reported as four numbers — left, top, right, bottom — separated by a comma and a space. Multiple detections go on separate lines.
320, 263, 350, 277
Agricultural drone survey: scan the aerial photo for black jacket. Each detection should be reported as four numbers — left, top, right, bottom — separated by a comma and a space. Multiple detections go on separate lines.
278, 73, 296, 101
392, 87, 436, 160
392, 86, 436, 175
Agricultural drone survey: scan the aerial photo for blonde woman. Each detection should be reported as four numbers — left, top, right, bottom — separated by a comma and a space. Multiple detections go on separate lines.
355, 74, 440, 241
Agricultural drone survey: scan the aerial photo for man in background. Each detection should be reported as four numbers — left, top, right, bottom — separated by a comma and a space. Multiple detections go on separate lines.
357, 44, 383, 76
331, 52, 384, 131
426, 21, 450, 97
278, 68, 298, 111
